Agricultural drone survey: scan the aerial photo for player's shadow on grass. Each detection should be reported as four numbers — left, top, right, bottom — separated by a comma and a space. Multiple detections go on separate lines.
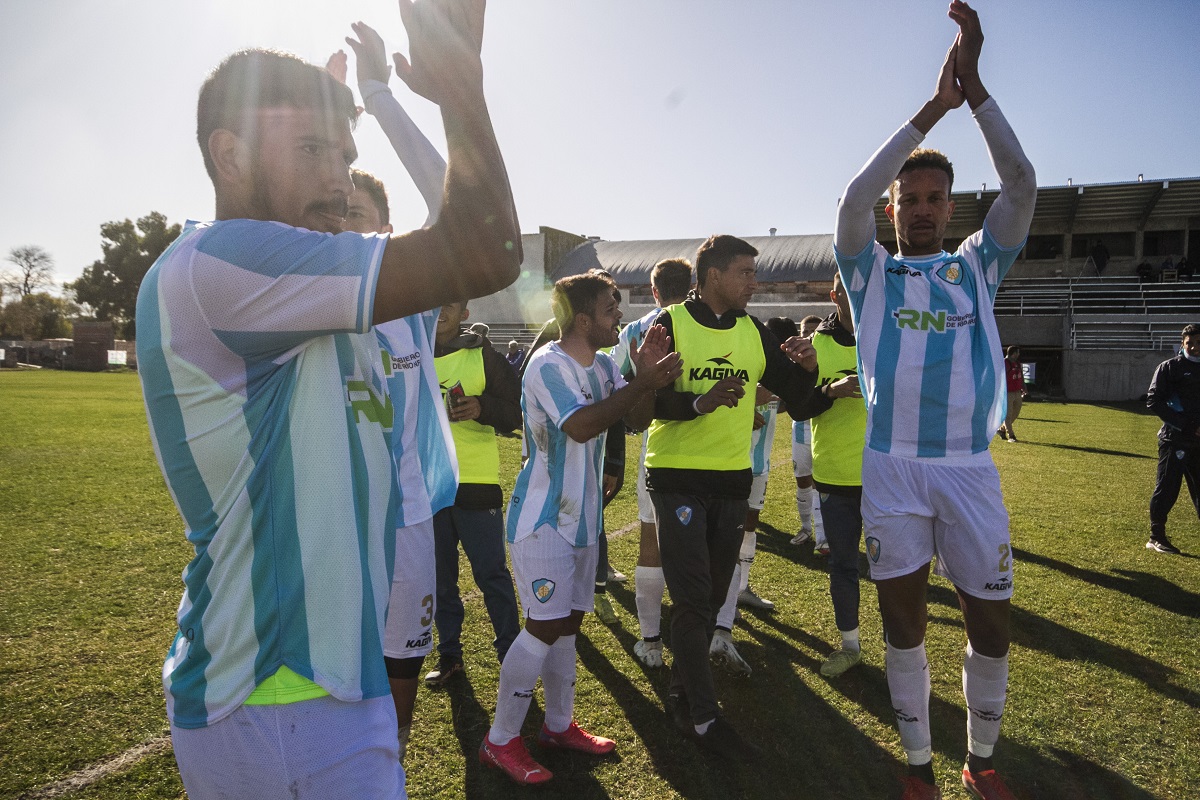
1014, 546, 1200, 618
580, 587, 902, 798
755, 521, 833, 571
925, 583, 1200, 711
1021, 440, 1153, 459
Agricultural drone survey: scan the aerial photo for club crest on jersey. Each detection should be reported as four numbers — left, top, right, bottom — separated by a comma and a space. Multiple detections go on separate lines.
866, 536, 881, 563
936, 259, 965, 285
676, 505, 694, 525
532, 579, 556, 603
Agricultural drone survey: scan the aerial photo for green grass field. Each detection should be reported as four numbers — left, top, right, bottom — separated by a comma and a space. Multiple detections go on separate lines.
1, 371, 1197, 800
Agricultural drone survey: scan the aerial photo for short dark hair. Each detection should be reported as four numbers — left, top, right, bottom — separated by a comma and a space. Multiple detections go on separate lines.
651, 258, 693, 304
1182, 324, 1200, 339
889, 148, 955, 203
766, 316, 799, 341
1006, 345, 1021, 358
197, 48, 357, 181
587, 268, 621, 304
552, 273, 617, 335
351, 169, 390, 229
695, 235, 758, 287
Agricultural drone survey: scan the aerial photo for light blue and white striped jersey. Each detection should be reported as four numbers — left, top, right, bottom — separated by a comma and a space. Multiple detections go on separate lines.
835, 227, 1022, 460
375, 313, 457, 527
507, 342, 626, 547
793, 418, 812, 447
136, 219, 398, 729
750, 398, 780, 475
610, 308, 663, 376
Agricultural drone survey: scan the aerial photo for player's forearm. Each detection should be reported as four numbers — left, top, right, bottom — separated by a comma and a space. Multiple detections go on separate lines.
361, 80, 447, 225
976, 97, 1037, 249
430, 98, 522, 301
562, 382, 654, 443
835, 122, 925, 255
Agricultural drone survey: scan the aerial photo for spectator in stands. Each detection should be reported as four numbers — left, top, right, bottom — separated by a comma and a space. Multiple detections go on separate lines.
1144, 323, 1200, 555
506, 340, 526, 372
1177, 255, 1193, 281
1161, 257, 1175, 280
1136, 261, 1156, 282
999, 346, 1026, 442
1089, 240, 1109, 275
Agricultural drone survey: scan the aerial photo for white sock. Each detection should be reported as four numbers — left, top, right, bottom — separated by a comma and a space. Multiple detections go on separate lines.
488, 628, 549, 745
694, 718, 714, 736
541, 634, 578, 734
635, 566, 666, 639
397, 724, 411, 764
737, 531, 756, 593
886, 641, 932, 765
963, 643, 1009, 759
840, 627, 861, 653
796, 485, 814, 530
716, 561, 740, 630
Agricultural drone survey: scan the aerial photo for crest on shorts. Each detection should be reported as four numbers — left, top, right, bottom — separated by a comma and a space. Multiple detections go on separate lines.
936, 259, 964, 285
532, 579, 556, 603
676, 505, 693, 525
866, 536, 881, 563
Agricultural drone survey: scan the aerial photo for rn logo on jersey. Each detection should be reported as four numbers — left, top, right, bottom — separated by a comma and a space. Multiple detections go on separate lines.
676, 505, 693, 525
866, 536, 881, 563
532, 579, 556, 603
689, 353, 750, 382
936, 258, 965, 285
893, 308, 947, 333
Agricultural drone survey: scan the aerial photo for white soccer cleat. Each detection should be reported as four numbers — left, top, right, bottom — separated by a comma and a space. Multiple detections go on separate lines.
709, 629, 752, 676
790, 528, 813, 546
633, 639, 665, 668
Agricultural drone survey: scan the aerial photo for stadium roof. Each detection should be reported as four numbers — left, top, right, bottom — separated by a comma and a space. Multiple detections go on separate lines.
873, 176, 1200, 232
553, 234, 836, 286
552, 176, 1200, 285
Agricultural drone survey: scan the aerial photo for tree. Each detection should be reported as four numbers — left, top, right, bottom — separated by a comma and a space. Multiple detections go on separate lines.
0, 292, 78, 341
69, 212, 180, 340
3, 245, 55, 300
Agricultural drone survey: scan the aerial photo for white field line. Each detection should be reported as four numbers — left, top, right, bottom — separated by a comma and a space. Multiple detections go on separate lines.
21, 734, 172, 799
21, 520, 642, 797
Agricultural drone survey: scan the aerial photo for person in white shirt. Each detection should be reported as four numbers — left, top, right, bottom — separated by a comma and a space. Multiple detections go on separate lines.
479, 273, 681, 785
832, 4, 1035, 799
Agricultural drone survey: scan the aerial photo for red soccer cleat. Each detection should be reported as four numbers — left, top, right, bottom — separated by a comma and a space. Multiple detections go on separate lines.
537, 721, 617, 755
900, 775, 943, 800
478, 735, 553, 785
962, 766, 1016, 800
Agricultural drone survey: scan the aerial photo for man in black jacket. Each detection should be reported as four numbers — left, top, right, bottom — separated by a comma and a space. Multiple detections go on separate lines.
1145, 323, 1200, 554
646, 234, 818, 761
426, 301, 523, 684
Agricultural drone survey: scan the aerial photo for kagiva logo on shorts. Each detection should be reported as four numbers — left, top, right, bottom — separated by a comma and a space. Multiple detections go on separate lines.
676, 506, 693, 525
532, 579, 556, 603
866, 536, 881, 563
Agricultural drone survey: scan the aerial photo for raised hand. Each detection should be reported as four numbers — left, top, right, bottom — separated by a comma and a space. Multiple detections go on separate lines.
696, 377, 746, 414
632, 324, 683, 390
780, 335, 819, 372
325, 50, 349, 85
933, 40, 966, 111
948, 1, 984, 85
346, 21, 392, 86
393, 0, 486, 107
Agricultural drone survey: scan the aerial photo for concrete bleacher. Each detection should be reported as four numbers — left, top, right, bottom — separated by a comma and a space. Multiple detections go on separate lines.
995, 275, 1198, 354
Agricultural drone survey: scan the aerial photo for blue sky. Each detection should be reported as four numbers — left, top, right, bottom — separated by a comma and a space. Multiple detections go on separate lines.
1, 0, 1197, 288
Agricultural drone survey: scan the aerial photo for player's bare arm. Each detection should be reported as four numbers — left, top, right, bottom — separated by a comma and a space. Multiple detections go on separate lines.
561, 327, 682, 442
372, 0, 521, 325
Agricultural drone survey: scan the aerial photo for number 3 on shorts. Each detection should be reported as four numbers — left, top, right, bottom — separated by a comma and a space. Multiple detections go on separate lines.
997, 543, 1011, 573
420, 595, 434, 627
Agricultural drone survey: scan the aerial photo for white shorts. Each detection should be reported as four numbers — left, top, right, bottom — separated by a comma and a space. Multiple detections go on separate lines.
860, 448, 1013, 600
510, 527, 599, 621
635, 432, 655, 524
383, 517, 436, 659
170, 695, 405, 800
792, 436, 813, 479
748, 469, 769, 511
